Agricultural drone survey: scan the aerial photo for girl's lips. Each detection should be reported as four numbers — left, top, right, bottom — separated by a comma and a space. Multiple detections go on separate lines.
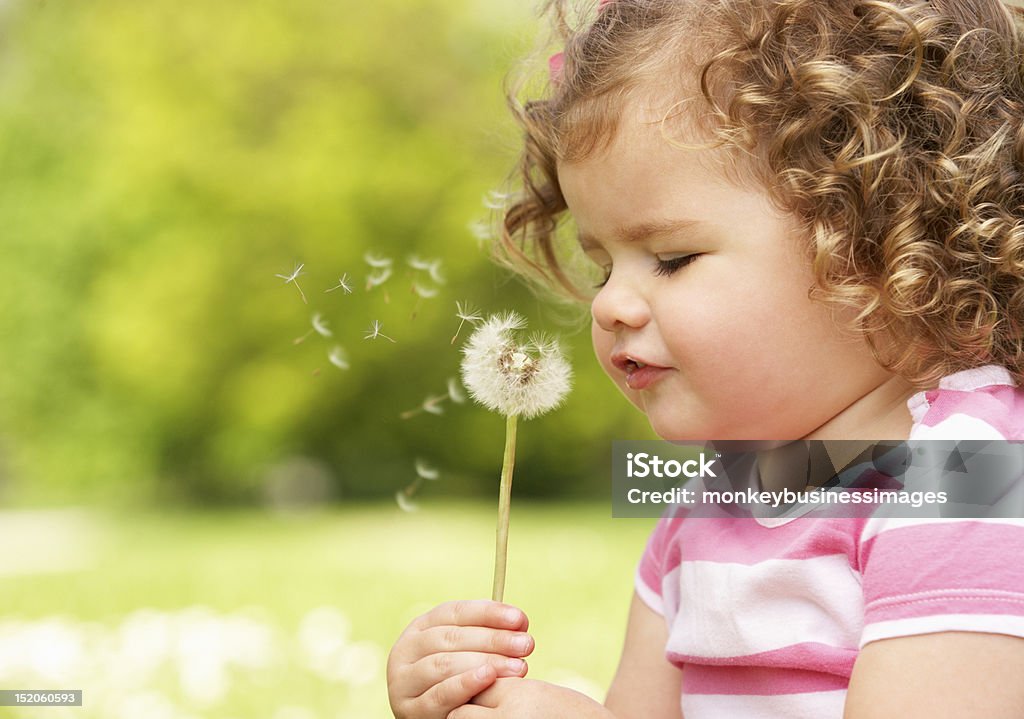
625, 364, 672, 390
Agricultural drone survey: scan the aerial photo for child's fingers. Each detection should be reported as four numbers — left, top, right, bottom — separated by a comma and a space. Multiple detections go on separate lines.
415, 663, 498, 718
403, 651, 528, 697
446, 705, 493, 719
415, 599, 529, 633
414, 625, 534, 662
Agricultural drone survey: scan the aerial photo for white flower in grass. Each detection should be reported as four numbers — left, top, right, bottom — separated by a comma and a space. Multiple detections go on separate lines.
328, 346, 349, 370
460, 312, 572, 420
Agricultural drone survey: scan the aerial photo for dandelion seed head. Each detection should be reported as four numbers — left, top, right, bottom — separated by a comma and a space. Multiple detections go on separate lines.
460, 312, 572, 419
415, 459, 440, 481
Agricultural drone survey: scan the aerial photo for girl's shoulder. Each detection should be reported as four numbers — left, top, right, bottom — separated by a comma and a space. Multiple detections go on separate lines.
908, 364, 1024, 440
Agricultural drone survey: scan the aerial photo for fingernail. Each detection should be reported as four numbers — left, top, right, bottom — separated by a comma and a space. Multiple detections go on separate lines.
506, 658, 525, 673
475, 665, 492, 680
512, 635, 531, 653
504, 608, 521, 625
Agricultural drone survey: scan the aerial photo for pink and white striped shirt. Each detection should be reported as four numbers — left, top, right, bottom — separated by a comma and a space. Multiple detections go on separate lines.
635, 364, 1024, 718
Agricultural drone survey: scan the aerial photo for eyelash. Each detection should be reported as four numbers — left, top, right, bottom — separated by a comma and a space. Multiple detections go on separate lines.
593, 254, 700, 289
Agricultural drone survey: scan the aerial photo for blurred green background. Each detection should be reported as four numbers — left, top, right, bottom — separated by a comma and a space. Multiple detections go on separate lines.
0, 0, 657, 717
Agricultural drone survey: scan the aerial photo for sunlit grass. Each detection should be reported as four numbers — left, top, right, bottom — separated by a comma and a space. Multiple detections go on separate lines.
0, 502, 656, 718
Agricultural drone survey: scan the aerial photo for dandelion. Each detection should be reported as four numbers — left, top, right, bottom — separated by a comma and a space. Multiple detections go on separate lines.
460, 312, 572, 602
363, 252, 393, 269
328, 346, 349, 370
447, 377, 466, 404
364, 320, 396, 343
451, 301, 483, 344
325, 274, 353, 294
407, 255, 433, 271
275, 262, 308, 304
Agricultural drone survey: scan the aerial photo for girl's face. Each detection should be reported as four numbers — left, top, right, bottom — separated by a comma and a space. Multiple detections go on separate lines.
557, 99, 914, 440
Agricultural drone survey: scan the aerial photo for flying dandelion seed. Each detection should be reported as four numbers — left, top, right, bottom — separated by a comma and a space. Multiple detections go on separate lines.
364, 320, 396, 343
399, 394, 447, 419
366, 267, 392, 290
412, 282, 439, 299
328, 346, 349, 370
426, 260, 445, 285
447, 377, 466, 404
483, 189, 509, 211
407, 255, 433, 271
275, 262, 308, 304
422, 395, 446, 415
311, 312, 332, 337
395, 488, 419, 513
415, 459, 440, 481
468, 219, 492, 247
364, 252, 393, 269
451, 300, 483, 344
325, 274, 353, 294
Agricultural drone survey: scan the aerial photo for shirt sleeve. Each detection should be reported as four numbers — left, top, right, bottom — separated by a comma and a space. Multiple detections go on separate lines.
857, 517, 1024, 648
635, 512, 680, 617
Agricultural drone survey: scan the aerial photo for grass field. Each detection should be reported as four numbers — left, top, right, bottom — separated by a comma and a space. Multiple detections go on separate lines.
0, 502, 657, 718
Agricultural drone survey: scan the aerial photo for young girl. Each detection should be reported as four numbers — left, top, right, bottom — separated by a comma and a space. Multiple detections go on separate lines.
387, 0, 1024, 716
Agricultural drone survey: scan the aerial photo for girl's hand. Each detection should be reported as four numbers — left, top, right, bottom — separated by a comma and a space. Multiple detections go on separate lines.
451, 677, 616, 719
386, 599, 535, 719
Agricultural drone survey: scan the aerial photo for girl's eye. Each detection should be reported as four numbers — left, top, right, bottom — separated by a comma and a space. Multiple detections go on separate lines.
654, 254, 700, 277
593, 266, 612, 290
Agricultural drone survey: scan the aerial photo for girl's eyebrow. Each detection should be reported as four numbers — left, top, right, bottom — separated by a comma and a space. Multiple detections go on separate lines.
576, 217, 709, 250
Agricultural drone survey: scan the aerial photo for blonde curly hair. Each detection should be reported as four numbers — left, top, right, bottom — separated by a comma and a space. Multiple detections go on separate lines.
495, 0, 1024, 389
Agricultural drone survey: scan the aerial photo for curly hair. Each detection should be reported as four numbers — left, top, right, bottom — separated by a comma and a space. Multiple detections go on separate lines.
495, 0, 1024, 389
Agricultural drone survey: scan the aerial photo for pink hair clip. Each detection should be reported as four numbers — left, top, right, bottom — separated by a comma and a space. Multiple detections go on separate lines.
548, 0, 614, 86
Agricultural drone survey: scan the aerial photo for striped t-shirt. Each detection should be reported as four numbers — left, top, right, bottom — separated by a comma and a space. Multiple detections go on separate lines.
635, 364, 1024, 718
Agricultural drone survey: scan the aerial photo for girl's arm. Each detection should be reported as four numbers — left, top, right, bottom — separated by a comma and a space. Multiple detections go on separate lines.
844, 631, 1024, 718
604, 591, 684, 719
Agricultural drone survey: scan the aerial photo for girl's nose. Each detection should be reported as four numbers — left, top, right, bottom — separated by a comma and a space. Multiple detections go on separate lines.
591, 272, 650, 332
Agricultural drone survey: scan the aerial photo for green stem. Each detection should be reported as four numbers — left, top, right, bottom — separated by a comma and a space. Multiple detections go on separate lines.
491, 413, 518, 602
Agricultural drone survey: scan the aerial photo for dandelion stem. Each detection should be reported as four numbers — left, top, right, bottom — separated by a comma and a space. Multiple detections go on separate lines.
491, 413, 518, 603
